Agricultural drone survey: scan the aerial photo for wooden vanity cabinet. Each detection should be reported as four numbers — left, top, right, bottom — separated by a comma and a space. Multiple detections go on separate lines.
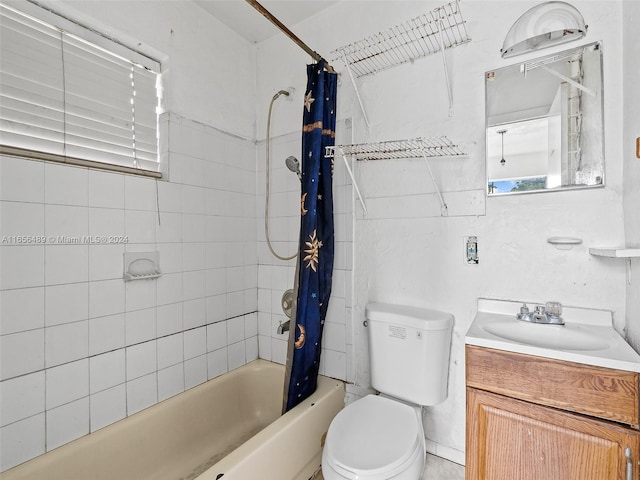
466, 345, 640, 480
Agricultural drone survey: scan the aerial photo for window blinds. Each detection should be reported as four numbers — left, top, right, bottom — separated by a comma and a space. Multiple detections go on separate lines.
0, 4, 161, 175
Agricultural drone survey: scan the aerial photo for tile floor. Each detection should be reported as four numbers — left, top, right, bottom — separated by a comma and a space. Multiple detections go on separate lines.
424, 454, 465, 479
314, 454, 465, 479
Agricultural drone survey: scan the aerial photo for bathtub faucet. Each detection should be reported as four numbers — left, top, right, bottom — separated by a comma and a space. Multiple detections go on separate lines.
277, 320, 290, 335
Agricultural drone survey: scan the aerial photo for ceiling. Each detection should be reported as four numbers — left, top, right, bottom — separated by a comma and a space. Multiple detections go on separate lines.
193, 0, 339, 44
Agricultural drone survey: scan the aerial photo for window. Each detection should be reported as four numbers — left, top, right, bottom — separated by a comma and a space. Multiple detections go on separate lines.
0, 3, 162, 177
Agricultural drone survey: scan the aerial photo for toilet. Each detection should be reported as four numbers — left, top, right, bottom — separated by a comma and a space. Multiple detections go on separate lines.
322, 303, 453, 480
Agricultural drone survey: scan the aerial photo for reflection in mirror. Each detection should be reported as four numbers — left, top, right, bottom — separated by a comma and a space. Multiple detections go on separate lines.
486, 42, 604, 195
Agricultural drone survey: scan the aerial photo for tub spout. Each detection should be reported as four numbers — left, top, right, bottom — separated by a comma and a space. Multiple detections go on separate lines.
277, 320, 290, 335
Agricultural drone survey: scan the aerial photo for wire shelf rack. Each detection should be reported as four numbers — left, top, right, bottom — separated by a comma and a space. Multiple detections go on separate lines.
330, 0, 470, 78
325, 136, 466, 162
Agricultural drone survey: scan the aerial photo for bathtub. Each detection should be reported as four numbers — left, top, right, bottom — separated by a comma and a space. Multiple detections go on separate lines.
3, 360, 345, 480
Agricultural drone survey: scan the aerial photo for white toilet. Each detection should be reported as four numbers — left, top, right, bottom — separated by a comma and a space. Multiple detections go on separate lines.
322, 303, 453, 480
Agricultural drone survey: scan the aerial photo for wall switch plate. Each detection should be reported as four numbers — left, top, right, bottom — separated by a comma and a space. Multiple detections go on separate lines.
465, 236, 479, 265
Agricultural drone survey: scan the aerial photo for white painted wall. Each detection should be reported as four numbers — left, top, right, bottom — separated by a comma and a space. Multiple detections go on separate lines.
256, 0, 630, 465
622, 0, 640, 351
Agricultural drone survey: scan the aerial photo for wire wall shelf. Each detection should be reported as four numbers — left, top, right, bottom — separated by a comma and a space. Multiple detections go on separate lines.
326, 137, 467, 216
325, 136, 467, 162
330, 0, 470, 78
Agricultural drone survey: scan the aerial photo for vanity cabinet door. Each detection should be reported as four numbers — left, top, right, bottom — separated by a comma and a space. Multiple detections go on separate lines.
466, 388, 640, 480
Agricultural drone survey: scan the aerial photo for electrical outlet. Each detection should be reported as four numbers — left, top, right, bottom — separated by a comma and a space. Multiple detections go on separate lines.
465, 236, 479, 265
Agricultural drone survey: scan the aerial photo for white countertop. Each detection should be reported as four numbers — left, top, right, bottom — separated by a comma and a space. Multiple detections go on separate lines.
465, 299, 640, 373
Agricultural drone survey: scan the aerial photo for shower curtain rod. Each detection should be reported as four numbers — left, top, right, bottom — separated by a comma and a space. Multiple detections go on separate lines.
245, 0, 335, 73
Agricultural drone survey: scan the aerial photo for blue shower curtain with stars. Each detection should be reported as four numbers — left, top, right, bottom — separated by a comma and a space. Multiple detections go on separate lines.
284, 60, 337, 412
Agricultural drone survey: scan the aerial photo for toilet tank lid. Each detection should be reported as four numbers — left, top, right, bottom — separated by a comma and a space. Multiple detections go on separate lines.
366, 303, 453, 330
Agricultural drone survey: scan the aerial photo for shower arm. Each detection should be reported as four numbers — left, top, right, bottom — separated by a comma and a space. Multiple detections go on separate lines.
245, 0, 335, 73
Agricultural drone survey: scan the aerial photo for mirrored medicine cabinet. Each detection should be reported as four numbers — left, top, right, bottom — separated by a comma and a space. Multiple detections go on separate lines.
485, 41, 604, 196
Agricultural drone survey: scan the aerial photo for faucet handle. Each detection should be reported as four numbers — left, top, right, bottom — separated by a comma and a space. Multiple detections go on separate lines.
545, 301, 562, 317
516, 303, 531, 321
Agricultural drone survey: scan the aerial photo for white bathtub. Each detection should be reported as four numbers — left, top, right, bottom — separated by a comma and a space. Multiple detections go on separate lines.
3, 360, 345, 480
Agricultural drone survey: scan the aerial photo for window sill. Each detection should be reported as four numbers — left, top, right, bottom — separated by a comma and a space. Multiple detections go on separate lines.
0, 145, 163, 179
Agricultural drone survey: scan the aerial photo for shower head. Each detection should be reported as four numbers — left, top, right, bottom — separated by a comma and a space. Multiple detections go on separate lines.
285, 156, 301, 181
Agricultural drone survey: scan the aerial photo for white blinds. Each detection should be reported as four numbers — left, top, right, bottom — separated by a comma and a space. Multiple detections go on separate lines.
0, 4, 161, 174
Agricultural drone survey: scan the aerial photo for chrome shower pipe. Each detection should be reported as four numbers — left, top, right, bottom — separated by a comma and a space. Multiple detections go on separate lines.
265, 89, 298, 261
272, 89, 289, 101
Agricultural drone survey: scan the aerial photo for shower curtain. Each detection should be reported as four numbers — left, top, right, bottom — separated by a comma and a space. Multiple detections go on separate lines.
284, 60, 337, 412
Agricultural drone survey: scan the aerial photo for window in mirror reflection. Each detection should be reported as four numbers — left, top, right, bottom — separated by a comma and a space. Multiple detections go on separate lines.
486, 42, 604, 195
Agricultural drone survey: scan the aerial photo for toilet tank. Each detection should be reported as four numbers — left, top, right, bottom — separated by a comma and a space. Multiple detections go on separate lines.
366, 303, 453, 406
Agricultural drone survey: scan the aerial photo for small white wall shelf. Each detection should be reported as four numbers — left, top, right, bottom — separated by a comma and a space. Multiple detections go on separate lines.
124, 251, 162, 281
547, 236, 583, 250
590, 248, 640, 286
326, 136, 467, 216
589, 248, 640, 258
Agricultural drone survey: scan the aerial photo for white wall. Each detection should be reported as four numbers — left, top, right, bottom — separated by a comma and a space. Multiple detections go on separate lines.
622, 0, 640, 351
256, 0, 629, 465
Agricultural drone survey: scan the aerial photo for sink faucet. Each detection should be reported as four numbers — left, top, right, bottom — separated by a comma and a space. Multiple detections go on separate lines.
516, 304, 564, 325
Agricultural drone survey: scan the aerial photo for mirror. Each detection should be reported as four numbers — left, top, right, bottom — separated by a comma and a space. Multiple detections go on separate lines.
485, 42, 604, 195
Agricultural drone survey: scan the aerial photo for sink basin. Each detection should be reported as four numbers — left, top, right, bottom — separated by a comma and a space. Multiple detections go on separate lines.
482, 319, 610, 351
466, 299, 640, 372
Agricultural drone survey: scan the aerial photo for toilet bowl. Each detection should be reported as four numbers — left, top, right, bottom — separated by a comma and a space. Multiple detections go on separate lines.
321, 303, 453, 480
321, 395, 425, 480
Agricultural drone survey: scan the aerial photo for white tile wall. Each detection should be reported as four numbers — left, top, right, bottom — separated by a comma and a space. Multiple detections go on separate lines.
89, 384, 126, 432
0, 287, 44, 335
0, 414, 45, 471
46, 397, 90, 450
45, 321, 89, 367
255, 128, 353, 381
0, 114, 262, 471
45, 245, 89, 285
88, 313, 125, 356
45, 360, 89, 410
0, 246, 45, 290
0, 372, 45, 427
89, 350, 126, 394
45, 283, 89, 327
0, 112, 351, 472
1, 330, 45, 379
158, 363, 185, 401
184, 355, 207, 390
0, 156, 45, 203
126, 373, 157, 415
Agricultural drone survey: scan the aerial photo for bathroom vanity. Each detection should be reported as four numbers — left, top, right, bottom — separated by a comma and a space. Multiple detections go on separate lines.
465, 299, 640, 480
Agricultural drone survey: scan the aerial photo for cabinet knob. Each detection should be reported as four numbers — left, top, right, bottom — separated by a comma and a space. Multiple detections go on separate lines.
625, 446, 633, 480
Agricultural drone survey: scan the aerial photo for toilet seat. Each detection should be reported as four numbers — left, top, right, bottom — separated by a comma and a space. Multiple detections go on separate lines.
323, 395, 424, 479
